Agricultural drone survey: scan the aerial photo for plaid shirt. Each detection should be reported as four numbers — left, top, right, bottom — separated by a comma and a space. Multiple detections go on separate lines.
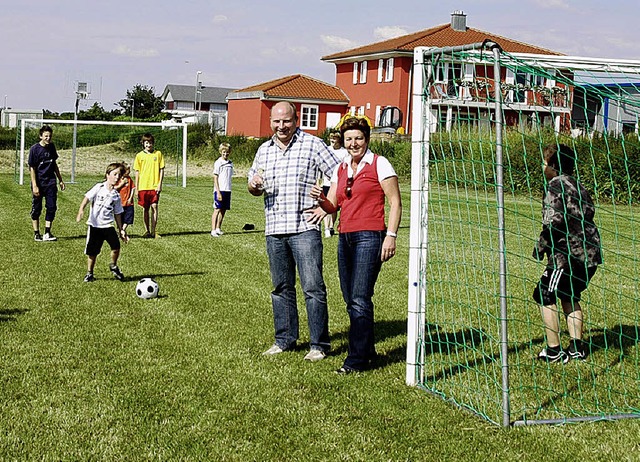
249, 128, 340, 236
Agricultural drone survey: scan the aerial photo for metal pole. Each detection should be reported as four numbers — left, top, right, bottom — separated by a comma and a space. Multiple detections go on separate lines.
71, 94, 79, 183
492, 45, 510, 428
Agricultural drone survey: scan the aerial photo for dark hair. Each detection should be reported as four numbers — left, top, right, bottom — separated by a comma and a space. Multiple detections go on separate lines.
339, 117, 371, 143
141, 132, 155, 144
544, 143, 576, 176
39, 125, 53, 136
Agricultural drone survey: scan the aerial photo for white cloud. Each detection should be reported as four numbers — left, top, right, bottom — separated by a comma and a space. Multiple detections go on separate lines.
533, 0, 570, 9
321, 35, 359, 51
112, 45, 159, 58
374, 26, 409, 40
212, 15, 228, 24
288, 45, 310, 56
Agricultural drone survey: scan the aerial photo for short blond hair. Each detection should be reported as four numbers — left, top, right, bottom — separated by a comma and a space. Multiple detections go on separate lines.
219, 142, 231, 153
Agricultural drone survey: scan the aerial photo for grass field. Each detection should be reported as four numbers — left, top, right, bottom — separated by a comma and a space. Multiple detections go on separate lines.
2, 157, 640, 460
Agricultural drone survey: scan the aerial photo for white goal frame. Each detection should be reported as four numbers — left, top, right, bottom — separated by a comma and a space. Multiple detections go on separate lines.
18, 119, 189, 187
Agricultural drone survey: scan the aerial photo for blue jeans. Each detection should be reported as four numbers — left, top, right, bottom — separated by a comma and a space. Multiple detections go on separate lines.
338, 231, 384, 370
266, 230, 330, 351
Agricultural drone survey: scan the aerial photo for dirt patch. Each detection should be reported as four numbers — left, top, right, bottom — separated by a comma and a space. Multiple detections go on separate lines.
1, 144, 249, 179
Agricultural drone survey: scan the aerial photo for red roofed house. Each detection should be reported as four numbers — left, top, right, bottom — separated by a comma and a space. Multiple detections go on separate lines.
321, 11, 569, 134
226, 74, 349, 137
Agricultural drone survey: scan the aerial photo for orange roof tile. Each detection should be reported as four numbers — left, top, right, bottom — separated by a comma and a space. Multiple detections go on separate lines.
322, 24, 563, 61
233, 74, 348, 102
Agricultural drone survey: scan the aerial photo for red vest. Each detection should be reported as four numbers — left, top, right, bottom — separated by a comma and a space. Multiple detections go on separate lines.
336, 155, 386, 233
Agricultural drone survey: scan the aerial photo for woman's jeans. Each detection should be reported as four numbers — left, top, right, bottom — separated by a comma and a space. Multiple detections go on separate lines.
266, 230, 330, 352
338, 231, 384, 370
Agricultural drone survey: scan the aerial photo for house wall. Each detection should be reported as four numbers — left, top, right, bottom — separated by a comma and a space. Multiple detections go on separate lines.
334, 57, 412, 132
227, 99, 267, 137
227, 99, 347, 137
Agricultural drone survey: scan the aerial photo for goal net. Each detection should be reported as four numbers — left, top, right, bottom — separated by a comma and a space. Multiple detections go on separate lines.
406, 42, 640, 426
16, 119, 188, 187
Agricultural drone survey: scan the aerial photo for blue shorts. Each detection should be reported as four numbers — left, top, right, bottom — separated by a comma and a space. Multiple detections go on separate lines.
31, 183, 58, 221
213, 191, 231, 210
121, 205, 134, 225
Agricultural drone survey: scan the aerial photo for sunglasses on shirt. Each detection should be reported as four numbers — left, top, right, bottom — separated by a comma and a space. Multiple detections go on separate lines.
345, 176, 354, 199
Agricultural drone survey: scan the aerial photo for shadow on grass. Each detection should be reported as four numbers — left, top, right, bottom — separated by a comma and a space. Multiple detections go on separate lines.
0, 308, 30, 322
329, 319, 408, 367
123, 271, 207, 283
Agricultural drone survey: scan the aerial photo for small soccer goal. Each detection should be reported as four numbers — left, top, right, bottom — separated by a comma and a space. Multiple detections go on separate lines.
406, 42, 640, 426
16, 119, 188, 187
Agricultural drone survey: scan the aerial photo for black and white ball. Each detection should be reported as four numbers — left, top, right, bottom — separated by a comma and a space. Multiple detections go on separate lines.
136, 278, 159, 299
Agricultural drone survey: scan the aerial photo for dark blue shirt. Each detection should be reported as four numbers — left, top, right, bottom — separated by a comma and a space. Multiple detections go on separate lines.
28, 142, 59, 187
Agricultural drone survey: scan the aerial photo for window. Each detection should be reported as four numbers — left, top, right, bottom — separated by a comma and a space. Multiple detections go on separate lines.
300, 104, 318, 130
353, 61, 367, 84
385, 57, 394, 82
378, 58, 394, 82
359, 61, 367, 84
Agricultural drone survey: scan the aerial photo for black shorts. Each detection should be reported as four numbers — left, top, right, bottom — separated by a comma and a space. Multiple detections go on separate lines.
85, 226, 120, 257
533, 259, 598, 305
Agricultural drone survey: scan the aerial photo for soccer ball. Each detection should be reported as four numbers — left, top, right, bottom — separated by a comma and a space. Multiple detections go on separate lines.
136, 278, 159, 299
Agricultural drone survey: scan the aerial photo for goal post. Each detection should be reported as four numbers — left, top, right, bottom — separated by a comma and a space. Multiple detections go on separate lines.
17, 119, 188, 187
407, 43, 640, 426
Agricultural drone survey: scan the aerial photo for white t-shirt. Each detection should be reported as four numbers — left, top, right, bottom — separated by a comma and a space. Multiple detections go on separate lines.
330, 150, 397, 183
84, 182, 124, 228
213, 157, 234, 192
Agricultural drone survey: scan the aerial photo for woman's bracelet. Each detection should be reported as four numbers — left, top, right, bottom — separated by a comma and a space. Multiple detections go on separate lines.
386, 231, 397, 238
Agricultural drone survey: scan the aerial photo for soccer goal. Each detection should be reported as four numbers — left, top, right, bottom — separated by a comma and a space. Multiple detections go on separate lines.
406, 42, 640, 426
16, 119, 188, 187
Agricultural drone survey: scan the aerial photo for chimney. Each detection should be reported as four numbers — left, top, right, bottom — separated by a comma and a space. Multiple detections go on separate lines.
451, 10, 467, 32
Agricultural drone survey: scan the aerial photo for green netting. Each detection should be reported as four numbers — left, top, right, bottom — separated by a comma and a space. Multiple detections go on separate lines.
407, 44, 640, 426
15, 120, 186, 187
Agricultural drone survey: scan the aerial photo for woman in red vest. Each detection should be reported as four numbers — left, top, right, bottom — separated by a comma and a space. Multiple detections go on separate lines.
311, 116, 402, 373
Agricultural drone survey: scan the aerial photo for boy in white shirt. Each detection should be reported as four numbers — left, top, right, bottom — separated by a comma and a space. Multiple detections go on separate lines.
76, 163, 129, 282
211, 143, 234, 237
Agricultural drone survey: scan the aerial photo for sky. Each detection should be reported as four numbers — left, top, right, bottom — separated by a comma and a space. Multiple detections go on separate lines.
2, 0, 639, 114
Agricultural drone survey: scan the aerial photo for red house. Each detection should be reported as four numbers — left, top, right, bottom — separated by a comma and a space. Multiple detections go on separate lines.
321, 11, 566, 134
226, 74, 348, 137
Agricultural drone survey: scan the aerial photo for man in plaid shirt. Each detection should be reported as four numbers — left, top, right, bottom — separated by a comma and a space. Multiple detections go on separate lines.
249, 101, 341, 362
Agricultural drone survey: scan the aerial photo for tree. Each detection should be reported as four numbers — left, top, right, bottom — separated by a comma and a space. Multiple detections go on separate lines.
117, 84, 164, 120
80, 102, 113, 121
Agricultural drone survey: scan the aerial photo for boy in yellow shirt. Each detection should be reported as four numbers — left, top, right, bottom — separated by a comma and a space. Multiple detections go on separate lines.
133, 133, 165, 238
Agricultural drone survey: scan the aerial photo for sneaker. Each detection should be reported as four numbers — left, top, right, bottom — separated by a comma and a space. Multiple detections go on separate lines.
564, 340, 586, 364
304, 349, 326, 362
142, 231, 152, 239
83, 272, 95, 283
538, 346, 567, 363
34, 232, 43, 242
153, 233, 161, 239
335, 366, 359, 375
109, 264, 125, 281
262, 344, 285, 356
216, 230, 223, 236
210, 229, 221, 237
42, 232, 57, 241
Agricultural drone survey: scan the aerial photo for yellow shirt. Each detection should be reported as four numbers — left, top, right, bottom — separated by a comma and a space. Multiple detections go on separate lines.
134, 150, 165, 191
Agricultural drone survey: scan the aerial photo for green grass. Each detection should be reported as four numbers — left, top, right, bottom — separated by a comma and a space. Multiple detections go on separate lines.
1, 172, 640, 461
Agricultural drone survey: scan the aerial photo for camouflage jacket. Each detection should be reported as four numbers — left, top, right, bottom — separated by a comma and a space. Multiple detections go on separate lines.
533, 174, 603, 269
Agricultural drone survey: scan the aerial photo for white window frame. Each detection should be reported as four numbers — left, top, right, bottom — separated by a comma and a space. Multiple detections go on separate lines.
353, 62, 358, 85
359, 61, 367, 84
385, 57, 394, 82
300, 104, 319, 130
378, 59, 384, 83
